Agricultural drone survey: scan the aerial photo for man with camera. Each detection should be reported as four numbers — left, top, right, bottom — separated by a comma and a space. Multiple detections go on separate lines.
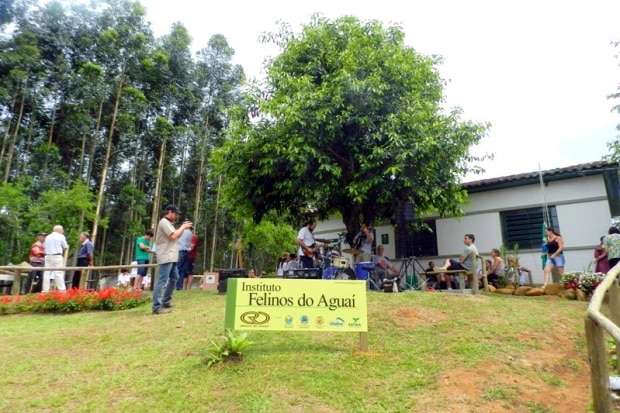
152, 204, 193, 315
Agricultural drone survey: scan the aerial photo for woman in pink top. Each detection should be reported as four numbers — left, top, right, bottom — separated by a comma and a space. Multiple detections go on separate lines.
595, 236, 610, 274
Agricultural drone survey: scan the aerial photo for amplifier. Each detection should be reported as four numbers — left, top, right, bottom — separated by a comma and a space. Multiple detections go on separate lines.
284, 268, 322, 279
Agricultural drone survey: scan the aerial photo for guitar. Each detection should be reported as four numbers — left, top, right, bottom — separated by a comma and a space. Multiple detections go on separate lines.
302, 243, 318, 258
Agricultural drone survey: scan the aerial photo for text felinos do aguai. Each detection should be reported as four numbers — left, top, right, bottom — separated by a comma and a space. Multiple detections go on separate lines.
241, 282, 357, 311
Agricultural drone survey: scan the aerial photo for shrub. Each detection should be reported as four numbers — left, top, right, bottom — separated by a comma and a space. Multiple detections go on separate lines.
0, 288, 148, 315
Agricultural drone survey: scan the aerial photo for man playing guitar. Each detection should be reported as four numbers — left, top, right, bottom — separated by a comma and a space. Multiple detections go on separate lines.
297, 219, 330, 268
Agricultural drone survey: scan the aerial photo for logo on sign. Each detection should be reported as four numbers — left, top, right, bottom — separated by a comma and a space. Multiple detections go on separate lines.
240, 311, 270, 325
330, 317, 345, 327
284, 315, 293, 327
300, 315, 309, 326
348, 317, 362, 328
316, 316, 325, 327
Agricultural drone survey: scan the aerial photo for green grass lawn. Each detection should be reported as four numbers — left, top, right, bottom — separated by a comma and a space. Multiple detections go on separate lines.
0, 290, 590, 413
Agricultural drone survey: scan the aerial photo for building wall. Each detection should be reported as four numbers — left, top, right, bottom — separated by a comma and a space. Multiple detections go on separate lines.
431, 175, 611, 283
315, 174, 611, 284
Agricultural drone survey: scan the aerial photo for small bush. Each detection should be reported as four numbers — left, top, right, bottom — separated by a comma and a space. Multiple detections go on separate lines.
206, 330, 253, 368
0, 288, 148, 315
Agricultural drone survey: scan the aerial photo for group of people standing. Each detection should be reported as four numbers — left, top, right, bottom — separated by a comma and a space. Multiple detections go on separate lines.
21, 204, 200, 313
25, 226, 95, 293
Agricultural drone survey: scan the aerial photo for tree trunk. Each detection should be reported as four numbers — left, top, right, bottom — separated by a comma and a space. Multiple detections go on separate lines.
119, 235, 126, 265
3, 87, 26, 183
209, 175, 223, 272
340, 206, 363, 247
176, 133, 191, 212
92, 76, 124, 244
99, 226, 108, 266
41, 104, 57, 180
150, 137, 167, 231
202, 203, 209, 272
0, 94, 16, 169
85, 100, 104, 185
78, 134, 86, 180
193, 117, 209, 228
18, 114, 35, 175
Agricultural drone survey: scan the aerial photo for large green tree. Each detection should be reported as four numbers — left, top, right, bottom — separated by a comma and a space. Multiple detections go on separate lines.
214, 16, 487, 242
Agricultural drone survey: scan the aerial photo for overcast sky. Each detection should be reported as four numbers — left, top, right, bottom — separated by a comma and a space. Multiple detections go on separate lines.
141, 0, 620, 180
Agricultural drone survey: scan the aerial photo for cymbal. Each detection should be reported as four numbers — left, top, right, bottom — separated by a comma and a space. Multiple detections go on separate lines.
342, 248, 362, 255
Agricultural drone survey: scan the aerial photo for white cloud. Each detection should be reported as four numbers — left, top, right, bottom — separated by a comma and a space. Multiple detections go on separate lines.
141, 0, 620, 179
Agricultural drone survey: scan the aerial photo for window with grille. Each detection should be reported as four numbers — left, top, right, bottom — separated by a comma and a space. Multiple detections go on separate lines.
500, 206, 560, 250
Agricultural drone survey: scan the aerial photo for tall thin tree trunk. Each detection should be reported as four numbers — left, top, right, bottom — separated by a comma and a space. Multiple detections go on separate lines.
0, 94, 17, 168
18, 114, 35, 175
209, 175, 222, 272
3, 87, 26, 183
85, 100, 104, 185
150, 137, 167, 230
99, 226, 108, 266
119, 235, 126, 265
41, 104, 57, 180
78, 135, 86, 180
193, 117, 208, 228
92, 76, 124, 244
202, 205, 209, 272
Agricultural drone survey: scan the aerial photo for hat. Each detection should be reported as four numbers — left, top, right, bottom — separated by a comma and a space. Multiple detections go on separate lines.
164, 204, 180, 213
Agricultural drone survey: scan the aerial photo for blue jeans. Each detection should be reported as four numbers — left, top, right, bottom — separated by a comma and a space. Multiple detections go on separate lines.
152, 262, 179, 312
176, 251, 190, 290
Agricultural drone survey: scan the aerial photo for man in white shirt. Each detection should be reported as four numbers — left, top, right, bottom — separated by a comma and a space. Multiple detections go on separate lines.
297, 220, 328, 268
43, 225, 69, 292
152, 205, 192, 315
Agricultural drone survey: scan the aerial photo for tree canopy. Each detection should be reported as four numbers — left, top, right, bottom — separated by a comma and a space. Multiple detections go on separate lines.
213, 16, 487, 241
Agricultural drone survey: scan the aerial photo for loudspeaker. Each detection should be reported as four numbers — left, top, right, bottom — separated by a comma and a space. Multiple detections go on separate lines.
217, 268, 248, 294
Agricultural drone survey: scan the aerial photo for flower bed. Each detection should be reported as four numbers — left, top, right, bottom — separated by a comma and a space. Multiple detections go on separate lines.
561, 272, 605, 296
0, 288, 148, 315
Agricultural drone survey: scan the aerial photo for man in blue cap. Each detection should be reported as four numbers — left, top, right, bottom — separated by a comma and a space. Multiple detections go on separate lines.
152, 204, 193, 314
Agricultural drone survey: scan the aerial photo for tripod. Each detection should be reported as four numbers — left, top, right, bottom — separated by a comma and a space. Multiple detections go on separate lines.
398, 256, 428, 290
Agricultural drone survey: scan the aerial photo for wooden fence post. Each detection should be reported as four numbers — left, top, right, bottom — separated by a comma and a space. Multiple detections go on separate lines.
609, 280, 620, 374
471, 258, 479, 295
585, 317, 612, 413
11, 269, 21, 295
359, 332, 368, 352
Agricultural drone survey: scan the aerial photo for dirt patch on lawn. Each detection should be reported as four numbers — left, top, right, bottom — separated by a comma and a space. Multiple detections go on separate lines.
392, 308, 448, 329
415, 327, 590, 412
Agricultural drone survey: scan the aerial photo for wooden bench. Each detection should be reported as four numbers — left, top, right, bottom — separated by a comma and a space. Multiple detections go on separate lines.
419, 255, 488, 295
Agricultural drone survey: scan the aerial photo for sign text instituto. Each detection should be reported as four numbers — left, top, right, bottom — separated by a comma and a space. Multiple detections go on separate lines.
225, 278, 368, 333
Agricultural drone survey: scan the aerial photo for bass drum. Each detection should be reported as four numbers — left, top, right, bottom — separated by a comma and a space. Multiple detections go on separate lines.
334, 268, 355, 280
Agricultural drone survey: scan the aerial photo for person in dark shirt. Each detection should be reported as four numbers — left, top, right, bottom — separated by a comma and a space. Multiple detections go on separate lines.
543, 227, 565, 287
72, 232, 94, 289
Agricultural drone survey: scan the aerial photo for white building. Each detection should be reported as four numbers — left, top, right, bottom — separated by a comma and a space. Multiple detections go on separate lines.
315, 161, 620, 283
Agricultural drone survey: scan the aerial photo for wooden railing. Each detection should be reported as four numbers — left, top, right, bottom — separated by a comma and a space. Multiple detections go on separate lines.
585, 264, 620, 413
0, 263, 158, 294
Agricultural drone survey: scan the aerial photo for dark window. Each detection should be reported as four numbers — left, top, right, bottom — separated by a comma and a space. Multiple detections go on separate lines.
500, 206, 560, 249
381, 233, 389, 245
395, 220, 438, 258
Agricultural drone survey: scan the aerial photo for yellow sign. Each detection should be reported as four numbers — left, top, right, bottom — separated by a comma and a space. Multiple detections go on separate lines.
224, 278, 368, 332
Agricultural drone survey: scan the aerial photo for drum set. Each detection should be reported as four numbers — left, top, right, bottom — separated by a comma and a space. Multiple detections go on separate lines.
308, 233, 377, 285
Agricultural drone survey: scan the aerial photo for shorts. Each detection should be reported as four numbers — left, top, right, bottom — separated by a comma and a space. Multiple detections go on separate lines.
609, 258, 620, 269
137, 260, 149, 277
447, 259, 466, 272
547, 254, 565, 268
